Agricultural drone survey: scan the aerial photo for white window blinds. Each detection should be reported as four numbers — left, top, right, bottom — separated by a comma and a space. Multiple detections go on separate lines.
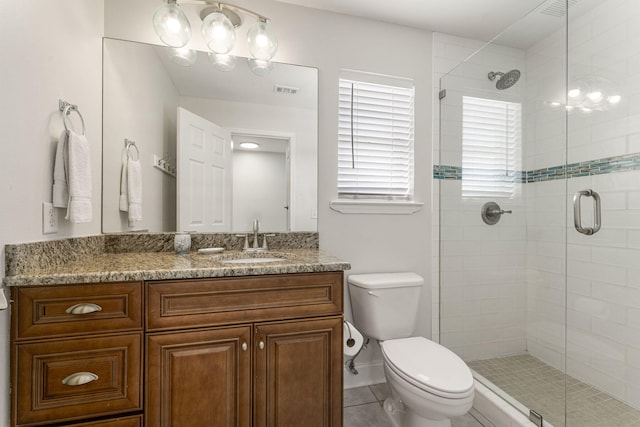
462, 96, 521, 199
338, 78, 415, 199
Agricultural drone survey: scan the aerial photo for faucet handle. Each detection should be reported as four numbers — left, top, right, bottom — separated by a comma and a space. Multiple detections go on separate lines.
235, 234, 249, 250
262, 234, 276, 250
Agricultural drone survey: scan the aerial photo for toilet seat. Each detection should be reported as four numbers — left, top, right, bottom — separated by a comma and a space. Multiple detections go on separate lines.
380, 337, 474, 400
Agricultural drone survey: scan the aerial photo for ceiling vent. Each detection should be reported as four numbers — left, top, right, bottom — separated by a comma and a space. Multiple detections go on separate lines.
274, 84, 299, 95
540, 0, 580, 18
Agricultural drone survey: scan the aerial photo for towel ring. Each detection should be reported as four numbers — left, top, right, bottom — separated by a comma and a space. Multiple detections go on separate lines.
59, 100, 86, 136
125, 139, 140, 161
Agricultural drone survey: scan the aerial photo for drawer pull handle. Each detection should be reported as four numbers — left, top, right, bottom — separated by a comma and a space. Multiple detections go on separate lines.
65, 303, 103, 315
258, 340, 265, 350
242, 342, 248, 351
62, 372, 99, 386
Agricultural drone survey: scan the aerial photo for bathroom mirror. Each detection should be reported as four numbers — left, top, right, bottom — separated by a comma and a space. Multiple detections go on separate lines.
102, 37, 318, 233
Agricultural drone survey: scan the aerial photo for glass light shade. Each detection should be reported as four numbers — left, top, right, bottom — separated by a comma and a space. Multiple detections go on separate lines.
247, 20, 278, 60
201, 11, 236, 54
208, 52, 237, 72
153, 3, 191, 48
248, 58, 273, 77
168, 47, 198, 66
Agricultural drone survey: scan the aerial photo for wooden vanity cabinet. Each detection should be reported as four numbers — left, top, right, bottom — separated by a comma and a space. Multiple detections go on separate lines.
11, 282, 144, 427
11, 271, 344, 427
145, 272, 344, 427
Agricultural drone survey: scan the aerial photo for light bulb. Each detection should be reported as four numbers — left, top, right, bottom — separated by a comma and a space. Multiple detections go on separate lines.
202, 11, 236, 54
240, 142, 259, 149
247, 20, 278, 60
153, 3, 191, 48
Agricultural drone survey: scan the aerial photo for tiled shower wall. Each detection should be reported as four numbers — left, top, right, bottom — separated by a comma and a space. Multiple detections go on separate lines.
434, 33, 529, 361
435, 0, 640, 411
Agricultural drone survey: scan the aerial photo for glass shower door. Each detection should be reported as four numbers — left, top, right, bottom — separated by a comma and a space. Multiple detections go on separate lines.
437, 1, 568, 424
565, 0, 640, 425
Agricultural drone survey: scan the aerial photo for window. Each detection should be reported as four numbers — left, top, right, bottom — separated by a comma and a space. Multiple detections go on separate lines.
462, 96, 521, 199
337, 77, 415, 200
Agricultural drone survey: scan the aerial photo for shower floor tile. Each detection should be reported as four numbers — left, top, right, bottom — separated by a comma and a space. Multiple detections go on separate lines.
469, 354, 640, 426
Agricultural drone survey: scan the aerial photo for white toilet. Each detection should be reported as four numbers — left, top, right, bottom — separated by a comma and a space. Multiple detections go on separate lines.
348, 272, 474, 427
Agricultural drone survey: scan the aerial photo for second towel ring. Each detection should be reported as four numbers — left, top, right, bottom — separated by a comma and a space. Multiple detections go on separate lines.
59, 99, 86, 136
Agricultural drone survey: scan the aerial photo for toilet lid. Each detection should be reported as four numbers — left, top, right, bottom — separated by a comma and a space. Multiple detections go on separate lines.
381, 337, 473, 398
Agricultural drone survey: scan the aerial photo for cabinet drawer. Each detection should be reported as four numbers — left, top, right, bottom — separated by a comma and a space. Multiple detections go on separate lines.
147, 272, 343, 331
13, 282, 143, 340
58, 415, 142, 427
14, 333, 143, 426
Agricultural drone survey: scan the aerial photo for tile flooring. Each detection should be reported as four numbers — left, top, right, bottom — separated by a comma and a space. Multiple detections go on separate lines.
469, 354, 640, 427
344, 382, 491, 427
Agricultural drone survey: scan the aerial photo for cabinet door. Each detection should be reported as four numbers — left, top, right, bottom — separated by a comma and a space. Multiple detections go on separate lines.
254, 316, 343, 427
146, 326, 251, 427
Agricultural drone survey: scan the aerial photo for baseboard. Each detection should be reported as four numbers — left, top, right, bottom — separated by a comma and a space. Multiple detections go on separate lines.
343, 360, 386, 389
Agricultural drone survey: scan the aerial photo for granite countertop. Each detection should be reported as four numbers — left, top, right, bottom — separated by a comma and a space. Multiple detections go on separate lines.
4, 249, 351, 287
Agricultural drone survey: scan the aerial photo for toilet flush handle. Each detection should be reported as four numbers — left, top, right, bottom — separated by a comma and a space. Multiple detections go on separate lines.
367, 291, 379, 297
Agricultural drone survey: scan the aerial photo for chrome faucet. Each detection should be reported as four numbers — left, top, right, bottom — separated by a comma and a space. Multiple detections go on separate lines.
252, 219, 260, 249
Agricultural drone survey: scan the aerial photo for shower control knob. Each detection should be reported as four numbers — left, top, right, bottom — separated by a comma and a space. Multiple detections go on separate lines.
481, 201, 512, 225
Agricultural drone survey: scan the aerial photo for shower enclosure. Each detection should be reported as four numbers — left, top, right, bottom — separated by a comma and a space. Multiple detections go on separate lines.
437, 0, 640, 425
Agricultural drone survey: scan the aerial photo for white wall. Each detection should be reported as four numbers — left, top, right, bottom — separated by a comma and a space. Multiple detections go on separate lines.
0, 1, 105, 425
102, 39, 179, 232
179, 96, 317, 232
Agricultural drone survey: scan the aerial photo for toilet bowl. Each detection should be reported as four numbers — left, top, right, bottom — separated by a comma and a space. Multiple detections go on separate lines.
347, 272, 475, 427
381, 337, 474, 427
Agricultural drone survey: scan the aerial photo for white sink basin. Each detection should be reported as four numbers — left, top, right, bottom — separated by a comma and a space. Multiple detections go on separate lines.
221, 257, 286, 264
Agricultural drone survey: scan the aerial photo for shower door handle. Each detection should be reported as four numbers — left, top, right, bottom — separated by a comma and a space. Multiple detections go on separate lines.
573, 189, 601, 235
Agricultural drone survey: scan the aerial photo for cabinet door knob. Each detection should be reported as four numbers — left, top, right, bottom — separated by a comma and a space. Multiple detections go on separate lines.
65, 303, 103, 315
242, 342, 248, 351
62, 371, 99, 386
258, 340, 265, 350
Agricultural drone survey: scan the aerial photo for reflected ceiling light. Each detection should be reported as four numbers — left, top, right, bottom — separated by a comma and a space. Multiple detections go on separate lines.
167, 47, 198, 66
568, 88, 581, 98
153, 1, 278, 62
208, 52, 237, 71
248, 58, 273, 77
608, 95, 622, 105
586, 91, 602, 102
239, 142, 259, 149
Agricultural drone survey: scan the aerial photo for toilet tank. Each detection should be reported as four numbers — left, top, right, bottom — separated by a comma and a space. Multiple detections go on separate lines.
348, 272, 424, 341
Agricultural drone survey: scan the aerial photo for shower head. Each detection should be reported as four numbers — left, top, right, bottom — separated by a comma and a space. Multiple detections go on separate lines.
488, 69, 521, 90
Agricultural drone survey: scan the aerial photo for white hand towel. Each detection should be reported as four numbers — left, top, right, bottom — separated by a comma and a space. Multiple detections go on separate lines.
65, 130, 92, 223
119, 147, 129, 212
127, 158, 142, 222
53, 130, 69, 208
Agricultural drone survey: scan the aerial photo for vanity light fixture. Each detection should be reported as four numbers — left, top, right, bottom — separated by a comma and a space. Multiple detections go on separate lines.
153, 0, 278, 62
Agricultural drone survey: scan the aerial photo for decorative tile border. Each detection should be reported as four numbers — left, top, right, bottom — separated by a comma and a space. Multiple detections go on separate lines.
434, 152, 640, 183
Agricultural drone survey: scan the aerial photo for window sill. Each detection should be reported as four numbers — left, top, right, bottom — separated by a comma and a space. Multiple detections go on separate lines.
329, 199, 424, 215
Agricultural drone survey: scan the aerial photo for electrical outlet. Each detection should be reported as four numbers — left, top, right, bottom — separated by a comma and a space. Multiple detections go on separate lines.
42, 202, 58, 234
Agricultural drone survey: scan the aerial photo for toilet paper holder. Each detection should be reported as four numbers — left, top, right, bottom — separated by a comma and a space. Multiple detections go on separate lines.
344, 321, 367, 375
